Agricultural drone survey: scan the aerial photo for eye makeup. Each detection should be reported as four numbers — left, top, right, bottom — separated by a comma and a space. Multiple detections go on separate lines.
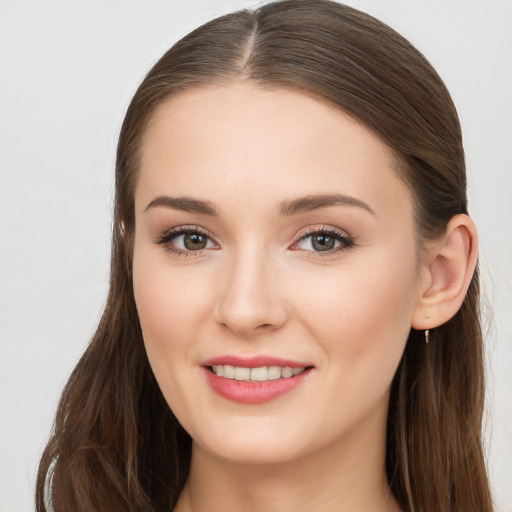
291, 226, 355, 257
154, 224, 356, 258
154, 225, 218, 257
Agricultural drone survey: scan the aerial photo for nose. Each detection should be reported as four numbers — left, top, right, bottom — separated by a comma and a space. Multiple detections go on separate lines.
215, 250, 288, 336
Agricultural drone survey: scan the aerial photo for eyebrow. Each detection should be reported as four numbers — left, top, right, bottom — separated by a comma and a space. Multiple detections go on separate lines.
278, 193, 375, 217
144, 193, 374, 217
144, 196, 219, 216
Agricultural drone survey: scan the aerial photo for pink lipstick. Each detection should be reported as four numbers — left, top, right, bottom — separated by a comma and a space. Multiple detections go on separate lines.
201, 356, 313, 404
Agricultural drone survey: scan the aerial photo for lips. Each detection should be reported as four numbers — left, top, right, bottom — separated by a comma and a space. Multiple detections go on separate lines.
211, 364, 306, 381
201, 356, 314, 404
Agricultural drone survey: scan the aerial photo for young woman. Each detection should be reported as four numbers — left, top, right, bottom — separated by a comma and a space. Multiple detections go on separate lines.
36, 1, 494, 510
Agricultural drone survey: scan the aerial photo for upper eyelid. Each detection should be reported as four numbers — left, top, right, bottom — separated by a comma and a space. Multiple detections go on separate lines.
294, 225, 351, 241
158, 224, 349, 238
155, 226, 218, 256
157, 225, 214, 241
155, 224, 353, 250
291, 225, 355, 251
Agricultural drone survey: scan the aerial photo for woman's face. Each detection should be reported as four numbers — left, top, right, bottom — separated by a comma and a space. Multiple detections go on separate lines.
133, 83, 424, 465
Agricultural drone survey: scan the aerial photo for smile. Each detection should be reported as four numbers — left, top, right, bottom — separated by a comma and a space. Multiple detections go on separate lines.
210, 365, 306, 381
202, 357, 314, 404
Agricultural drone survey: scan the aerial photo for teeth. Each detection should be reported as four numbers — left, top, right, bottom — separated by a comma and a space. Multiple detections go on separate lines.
281, 367, 293, 378
250, 366, 267, 381
267, 366, 281, 380
234, 367, 251, 381
223, 365, 235, 379
211, 365, 306, 382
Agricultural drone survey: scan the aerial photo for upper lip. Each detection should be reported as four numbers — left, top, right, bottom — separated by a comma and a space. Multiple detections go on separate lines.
201, 355, 312, 369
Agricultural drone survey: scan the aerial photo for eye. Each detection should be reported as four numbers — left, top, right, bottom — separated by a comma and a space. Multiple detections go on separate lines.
156, 227, 218, 255
292, 227, 354, 254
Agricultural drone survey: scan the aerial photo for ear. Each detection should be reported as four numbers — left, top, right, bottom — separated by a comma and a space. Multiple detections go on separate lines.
412, 214, 478, 330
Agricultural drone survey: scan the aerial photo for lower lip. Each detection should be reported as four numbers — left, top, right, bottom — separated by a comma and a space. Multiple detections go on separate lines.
202, 367, 313, 404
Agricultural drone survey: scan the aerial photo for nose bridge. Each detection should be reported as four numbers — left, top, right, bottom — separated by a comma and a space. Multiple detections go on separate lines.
216, 241, 287, 335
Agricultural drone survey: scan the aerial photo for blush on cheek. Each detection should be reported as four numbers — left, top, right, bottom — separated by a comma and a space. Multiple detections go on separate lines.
300, 262, 414, 369
133, 263, 175, 348
133, 259, 213, 362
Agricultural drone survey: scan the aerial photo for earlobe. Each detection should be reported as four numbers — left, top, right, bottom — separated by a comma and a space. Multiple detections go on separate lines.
412, 214, 478, 330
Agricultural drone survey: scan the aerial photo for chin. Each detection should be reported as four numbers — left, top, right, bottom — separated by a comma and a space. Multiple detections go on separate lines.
199, 437, 309, 466
186, 415, 336, 467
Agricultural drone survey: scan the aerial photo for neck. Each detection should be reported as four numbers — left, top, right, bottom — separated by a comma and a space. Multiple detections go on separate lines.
174, 405, 401, 512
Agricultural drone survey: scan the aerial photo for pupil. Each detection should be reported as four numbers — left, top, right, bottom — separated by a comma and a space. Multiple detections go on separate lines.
312, 234, 335, 251
184, 233, 207, 250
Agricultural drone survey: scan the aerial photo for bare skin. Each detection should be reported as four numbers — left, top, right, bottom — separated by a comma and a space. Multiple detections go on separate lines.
133, 83, 477, 512
174, 410, 400, 512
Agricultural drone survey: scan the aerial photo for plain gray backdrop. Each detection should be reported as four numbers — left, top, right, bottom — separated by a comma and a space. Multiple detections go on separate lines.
1, 1, 511, 511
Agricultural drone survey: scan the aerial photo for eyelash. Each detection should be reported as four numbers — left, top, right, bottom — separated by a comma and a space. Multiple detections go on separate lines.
293, 227, 355, 257
155, 225, 355, 257
155, 226, 215, 257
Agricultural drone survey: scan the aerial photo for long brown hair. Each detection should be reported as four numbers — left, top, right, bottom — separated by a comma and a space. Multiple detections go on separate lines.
36, 1, 493, 510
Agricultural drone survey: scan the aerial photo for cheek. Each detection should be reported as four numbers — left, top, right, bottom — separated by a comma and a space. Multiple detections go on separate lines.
132, 247, 211, 363
293, 248, 417, 380
290, 254, 417, 440
132, 248, 217, 422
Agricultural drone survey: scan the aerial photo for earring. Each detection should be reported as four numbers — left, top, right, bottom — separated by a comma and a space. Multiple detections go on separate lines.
425, 329, 430, 344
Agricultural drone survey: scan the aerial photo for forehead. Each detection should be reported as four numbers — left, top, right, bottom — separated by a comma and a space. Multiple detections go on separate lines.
136, 83, 412, 221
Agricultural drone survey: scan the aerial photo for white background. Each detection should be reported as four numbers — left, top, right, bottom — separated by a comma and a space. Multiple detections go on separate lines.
0, 1, 511, 511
